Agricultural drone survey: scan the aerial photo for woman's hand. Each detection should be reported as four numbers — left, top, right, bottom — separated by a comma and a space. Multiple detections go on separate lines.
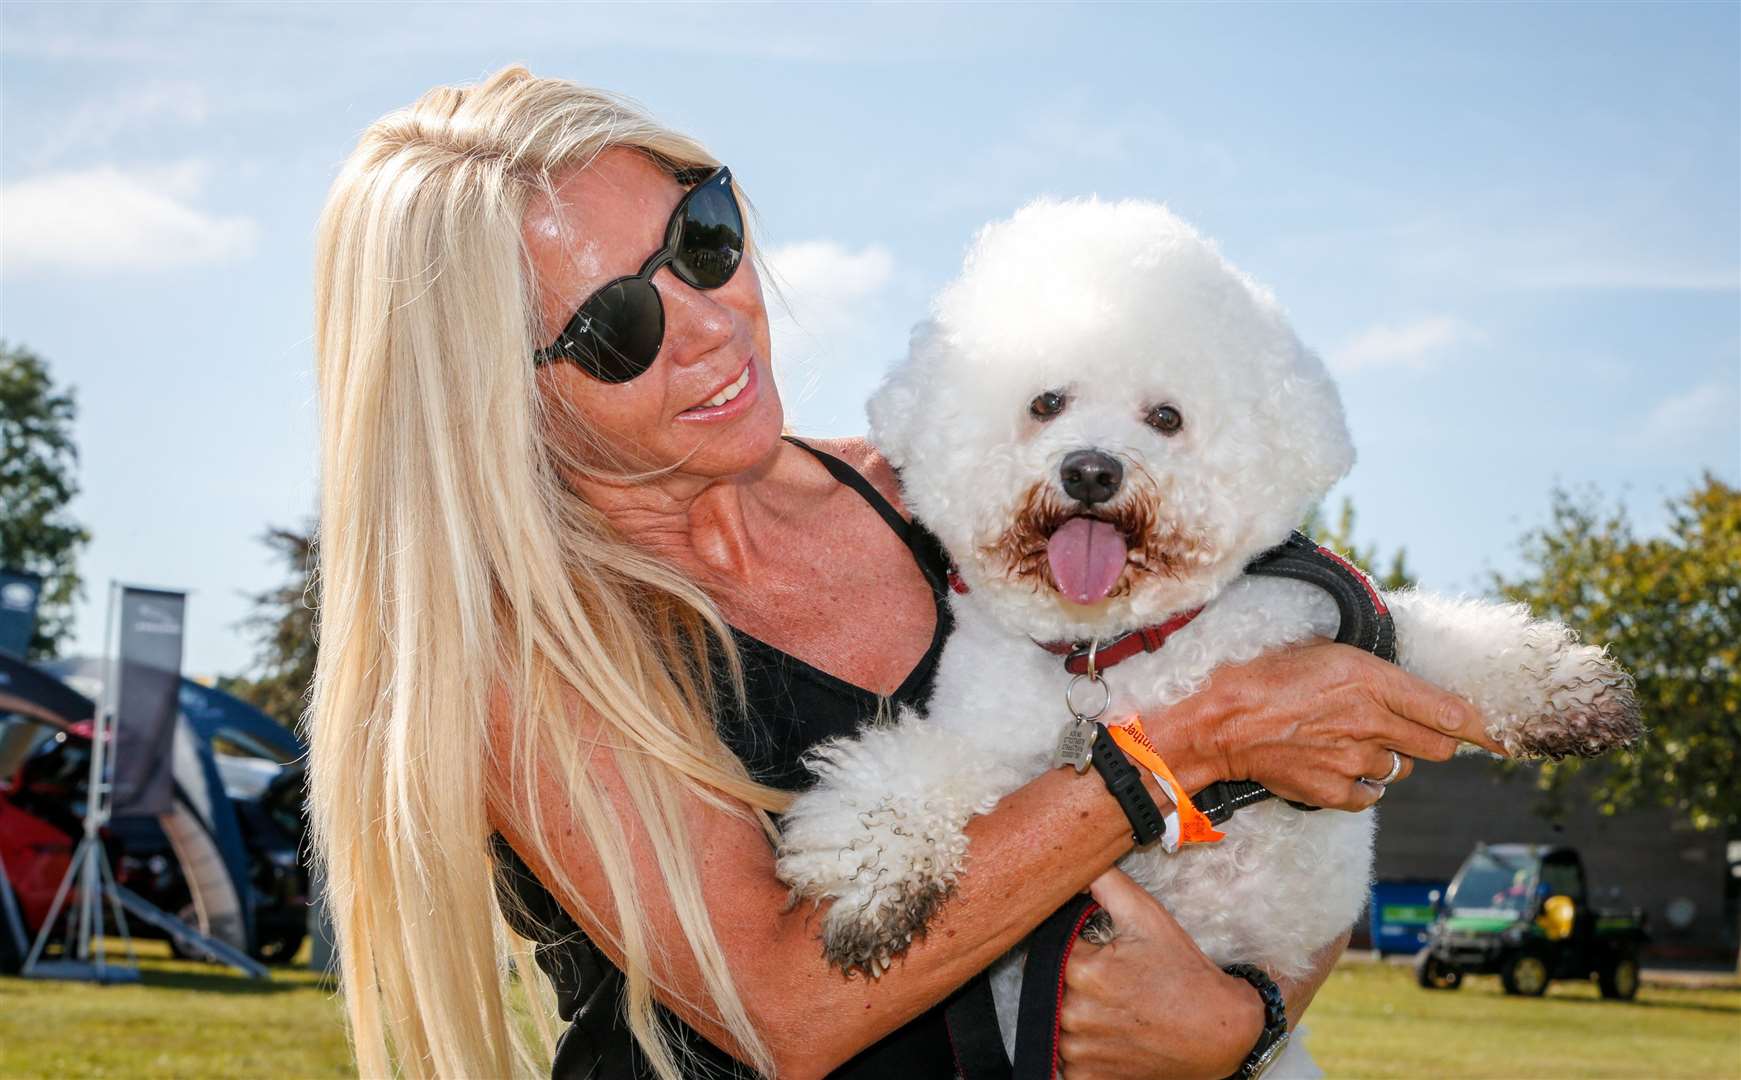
1150, 640, 1504, 810
1058, 870, 1265, 1080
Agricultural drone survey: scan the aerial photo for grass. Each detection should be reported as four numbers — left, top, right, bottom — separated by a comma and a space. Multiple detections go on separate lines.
0, 939, 352, 1079
2, 940, 1736, 1078
1306, 960, 1741, 1079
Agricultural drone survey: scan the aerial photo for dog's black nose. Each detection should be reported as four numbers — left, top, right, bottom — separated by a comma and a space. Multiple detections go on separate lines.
1060, 450, 1123, 506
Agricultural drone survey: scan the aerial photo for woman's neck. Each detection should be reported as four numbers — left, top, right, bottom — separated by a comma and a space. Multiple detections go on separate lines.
568, 440, 820, 589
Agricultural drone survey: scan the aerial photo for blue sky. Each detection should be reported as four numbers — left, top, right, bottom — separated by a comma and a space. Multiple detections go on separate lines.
2, 2, 1736, 678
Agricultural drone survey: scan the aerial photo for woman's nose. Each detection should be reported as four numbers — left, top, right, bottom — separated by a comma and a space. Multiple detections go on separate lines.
657, 273, 736, 366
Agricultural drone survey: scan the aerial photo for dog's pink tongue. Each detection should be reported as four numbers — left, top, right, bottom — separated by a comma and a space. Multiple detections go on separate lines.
1046, 516, 1129, 605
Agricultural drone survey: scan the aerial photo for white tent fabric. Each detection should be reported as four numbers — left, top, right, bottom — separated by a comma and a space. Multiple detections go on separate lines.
157, 717, 247, 950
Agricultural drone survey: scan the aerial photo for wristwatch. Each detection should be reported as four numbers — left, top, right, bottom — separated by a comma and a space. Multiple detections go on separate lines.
1221, 963, 1290, 1079
1088, 723, 1167, 845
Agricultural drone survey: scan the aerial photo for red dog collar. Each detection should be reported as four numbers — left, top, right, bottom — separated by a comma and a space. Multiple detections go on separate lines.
1037, 607, 1203, 676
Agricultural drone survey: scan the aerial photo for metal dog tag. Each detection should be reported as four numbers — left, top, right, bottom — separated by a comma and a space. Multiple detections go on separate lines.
1052, 719, 1095, 773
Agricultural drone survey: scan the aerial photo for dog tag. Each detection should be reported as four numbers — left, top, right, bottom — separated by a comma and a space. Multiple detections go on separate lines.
1052, 719, 1095, 773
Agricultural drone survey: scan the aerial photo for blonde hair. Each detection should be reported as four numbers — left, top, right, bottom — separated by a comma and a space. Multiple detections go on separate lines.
307, 65, 789, 1079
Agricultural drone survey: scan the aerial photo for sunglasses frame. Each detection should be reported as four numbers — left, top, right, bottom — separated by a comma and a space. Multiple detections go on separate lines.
532, 165, 741, 379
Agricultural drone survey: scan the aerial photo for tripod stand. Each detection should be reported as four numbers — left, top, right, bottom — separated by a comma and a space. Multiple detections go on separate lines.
21, 591, 140, 984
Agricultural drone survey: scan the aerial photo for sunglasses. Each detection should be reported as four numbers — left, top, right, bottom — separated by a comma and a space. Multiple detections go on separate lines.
533, 165, 745, 382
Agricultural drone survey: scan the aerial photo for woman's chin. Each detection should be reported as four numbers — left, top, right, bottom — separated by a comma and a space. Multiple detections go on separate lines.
670, 385, 785, 475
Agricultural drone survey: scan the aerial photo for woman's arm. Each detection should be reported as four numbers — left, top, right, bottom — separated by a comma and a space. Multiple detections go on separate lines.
490, 697, 1155, 1078
490, 641, 1487, 1077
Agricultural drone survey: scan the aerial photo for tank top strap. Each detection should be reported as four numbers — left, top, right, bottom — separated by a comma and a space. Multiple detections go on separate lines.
781, 435, 951, 599
782, 434, 914, 542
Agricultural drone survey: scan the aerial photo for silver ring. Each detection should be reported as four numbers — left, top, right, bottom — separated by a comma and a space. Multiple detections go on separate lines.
1065, 673, 1110, 721
1364, 750, 1405, 787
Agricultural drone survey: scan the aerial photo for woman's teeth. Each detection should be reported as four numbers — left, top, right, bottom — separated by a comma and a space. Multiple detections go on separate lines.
699, 366, 750, 408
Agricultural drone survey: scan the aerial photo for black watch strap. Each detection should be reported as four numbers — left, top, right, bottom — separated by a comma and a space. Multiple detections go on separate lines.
1089, 723, 1166, 846
1221, 963, 1290, 1079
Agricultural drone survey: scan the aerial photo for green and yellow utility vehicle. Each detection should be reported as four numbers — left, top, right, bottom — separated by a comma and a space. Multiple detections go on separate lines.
1414, 843, 1647, 999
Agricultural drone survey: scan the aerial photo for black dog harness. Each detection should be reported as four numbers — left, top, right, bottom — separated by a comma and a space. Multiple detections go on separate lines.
946, 531, 1397, 1080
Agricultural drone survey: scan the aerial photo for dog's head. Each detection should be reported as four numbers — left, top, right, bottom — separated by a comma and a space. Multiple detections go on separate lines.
870, 197, 1353, 641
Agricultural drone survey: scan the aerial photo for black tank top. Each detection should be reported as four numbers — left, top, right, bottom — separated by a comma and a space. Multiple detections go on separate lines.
489, 436, 961, 1079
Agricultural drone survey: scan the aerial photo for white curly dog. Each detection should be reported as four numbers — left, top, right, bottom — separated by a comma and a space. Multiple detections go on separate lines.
774, 198, 1639, 1070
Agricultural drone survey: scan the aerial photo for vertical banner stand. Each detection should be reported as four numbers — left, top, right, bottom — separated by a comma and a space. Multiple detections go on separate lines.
22, 581, 141, 983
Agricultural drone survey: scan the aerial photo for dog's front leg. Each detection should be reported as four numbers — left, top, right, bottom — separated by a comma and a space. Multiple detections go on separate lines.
774, 711, 1030, 975
1384, 590, 1641, 758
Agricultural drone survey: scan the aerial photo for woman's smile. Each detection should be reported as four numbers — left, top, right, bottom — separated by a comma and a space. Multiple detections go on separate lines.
676, 356, 758, 422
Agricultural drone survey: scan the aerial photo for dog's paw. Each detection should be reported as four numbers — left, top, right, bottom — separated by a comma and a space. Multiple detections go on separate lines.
816, 868, 954, 978
1497, 638, 1643, 760
1080, 906, 1117, 946
775, 794, 971, 978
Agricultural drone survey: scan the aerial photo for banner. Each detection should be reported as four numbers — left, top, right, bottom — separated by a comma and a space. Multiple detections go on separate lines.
0, 569, 42, 658
111, 587, 187, 818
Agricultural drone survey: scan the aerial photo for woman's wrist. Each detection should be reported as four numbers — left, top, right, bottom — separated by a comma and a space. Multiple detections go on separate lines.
1209, 968, 1270, 1078
1143, 691, 1237, 795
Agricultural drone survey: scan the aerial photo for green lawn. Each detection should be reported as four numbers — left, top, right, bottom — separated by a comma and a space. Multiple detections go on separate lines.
2, 941, 1736, 1078
0, 939, 352, 1079
1307, 961, 1740, 1079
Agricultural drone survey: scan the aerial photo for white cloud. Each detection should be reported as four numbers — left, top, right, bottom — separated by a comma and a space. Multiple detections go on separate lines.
1330, 315, 1477, 375
1628, 377, 1741, 453
28, 81, 212, 168
1, 161, 258, 276
757, 240, 897, 425
762, 240, 895, 354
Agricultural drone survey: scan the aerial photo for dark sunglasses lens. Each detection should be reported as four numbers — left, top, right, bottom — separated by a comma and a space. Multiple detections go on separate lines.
673, 177, 744, 289
566, 279, 663, 382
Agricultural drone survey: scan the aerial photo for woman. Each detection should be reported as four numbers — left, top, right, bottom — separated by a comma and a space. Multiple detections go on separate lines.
307, 66, 1491, 1080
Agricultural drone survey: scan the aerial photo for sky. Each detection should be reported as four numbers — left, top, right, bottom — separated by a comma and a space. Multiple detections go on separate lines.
1, 1, 1736, 679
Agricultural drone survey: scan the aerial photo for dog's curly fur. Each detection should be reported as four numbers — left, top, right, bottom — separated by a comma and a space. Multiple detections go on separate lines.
773, 198, 1641, 1066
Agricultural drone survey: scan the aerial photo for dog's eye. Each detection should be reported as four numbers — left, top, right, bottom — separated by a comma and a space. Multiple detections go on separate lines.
1029, 391, 1067, 421
1145, 403, 1184, 435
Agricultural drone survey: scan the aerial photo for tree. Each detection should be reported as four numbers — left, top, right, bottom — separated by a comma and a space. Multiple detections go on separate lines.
1301, 496, 1417, 589
222, 524, 318, 736
0, 342, 91, 659
1495, 474, 1738, 833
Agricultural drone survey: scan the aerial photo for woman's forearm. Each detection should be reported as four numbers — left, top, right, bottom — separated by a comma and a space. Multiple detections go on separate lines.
722, 764, 1163, 1075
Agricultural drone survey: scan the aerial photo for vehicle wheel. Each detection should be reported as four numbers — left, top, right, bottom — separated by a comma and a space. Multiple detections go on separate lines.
1414, 950, 1463, 990
1501, 952, 1550, 996
1597, 950, 1641, 1000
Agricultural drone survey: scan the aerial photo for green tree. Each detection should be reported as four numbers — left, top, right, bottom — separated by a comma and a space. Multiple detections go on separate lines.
0, 342, 90, 658
222, 523, 318, 736
1496, 475, 1738, 833
1301, 496, 1417, 589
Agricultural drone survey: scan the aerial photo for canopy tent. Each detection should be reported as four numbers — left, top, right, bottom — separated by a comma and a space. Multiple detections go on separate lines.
177, 679, 304, 763
0, 652, 95, 732
39, 658, 307, 958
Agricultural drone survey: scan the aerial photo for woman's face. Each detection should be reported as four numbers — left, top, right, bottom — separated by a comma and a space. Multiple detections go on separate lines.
523, 148, 783, 482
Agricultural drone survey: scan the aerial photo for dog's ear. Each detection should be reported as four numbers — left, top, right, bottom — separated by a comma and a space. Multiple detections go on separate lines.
866, 319, 940, 468
1274, 345, 1357, 507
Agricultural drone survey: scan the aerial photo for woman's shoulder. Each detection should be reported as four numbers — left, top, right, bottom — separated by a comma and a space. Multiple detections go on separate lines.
794, 434, 910, 519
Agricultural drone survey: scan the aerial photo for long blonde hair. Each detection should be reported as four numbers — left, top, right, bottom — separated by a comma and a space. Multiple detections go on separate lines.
307, 65, 789, 1079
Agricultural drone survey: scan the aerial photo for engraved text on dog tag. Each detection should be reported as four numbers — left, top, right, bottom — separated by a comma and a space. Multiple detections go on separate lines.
1052, 719, 1095, 773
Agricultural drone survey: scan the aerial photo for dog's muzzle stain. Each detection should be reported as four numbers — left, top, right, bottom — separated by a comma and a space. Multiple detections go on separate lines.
981, 476, 1208, 599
